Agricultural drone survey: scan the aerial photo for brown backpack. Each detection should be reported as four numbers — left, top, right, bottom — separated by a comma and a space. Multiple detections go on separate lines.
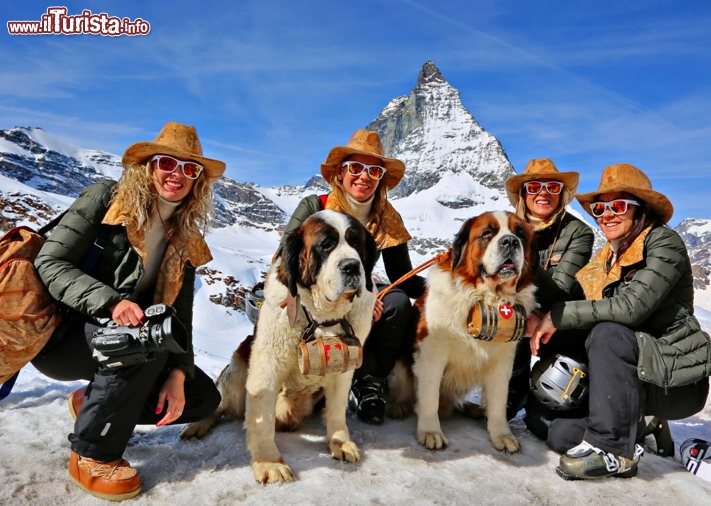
0, 214, 65, 384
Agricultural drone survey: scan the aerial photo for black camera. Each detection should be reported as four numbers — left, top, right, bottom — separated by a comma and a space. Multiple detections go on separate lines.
91, 304, 189, 368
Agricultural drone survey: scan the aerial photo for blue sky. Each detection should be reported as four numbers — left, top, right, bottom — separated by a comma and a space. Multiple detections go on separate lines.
2, 1, 710, 226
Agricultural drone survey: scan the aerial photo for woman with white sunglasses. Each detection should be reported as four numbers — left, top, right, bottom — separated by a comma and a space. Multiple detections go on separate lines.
278, 129, 425, 425
31, 122, 224, 500
503, 159, 594, 430
529, 164, 710, 480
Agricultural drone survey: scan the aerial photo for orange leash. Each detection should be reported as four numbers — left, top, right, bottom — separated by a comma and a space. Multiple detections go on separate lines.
376, 249, 450, 300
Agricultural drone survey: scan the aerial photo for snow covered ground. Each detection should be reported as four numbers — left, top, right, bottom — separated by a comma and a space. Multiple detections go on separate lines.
1, 319, 710, 505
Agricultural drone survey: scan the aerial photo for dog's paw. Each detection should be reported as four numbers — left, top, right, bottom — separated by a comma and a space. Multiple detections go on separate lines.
252, 461, 294, 484
179, 421, 212, 440
417, 431, 448, 450
491, 433, 520, 453
329, 440, 360, 462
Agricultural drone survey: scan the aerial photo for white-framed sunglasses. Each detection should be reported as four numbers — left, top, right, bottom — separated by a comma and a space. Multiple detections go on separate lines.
589, 199, 640, 218
341, 161, 387, 181
150, 155, 204, 180
523, 181, 564, 195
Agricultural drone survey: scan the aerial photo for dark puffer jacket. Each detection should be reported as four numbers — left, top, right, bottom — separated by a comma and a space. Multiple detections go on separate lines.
550, 224, 711, 388
34, 180, 202, 379
533, 211, 594, 310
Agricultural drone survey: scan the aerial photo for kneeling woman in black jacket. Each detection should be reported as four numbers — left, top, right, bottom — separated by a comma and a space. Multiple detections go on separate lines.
529, 163, 710, 480
32, 122, 223, 501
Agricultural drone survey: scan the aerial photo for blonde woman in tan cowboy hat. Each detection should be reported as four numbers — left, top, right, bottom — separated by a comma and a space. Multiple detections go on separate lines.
503, 159, 593, 433
278, 129, 424, 425
529, 164, 710, 480
31, 122, 225, 500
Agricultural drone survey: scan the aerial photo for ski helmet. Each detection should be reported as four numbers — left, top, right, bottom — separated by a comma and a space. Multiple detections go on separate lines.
245, 282, 265, 325
530, 354, 589, 411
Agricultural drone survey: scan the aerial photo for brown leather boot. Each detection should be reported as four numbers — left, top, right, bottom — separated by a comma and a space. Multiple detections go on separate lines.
68, 451, 141, 501
68, 387, 86, 421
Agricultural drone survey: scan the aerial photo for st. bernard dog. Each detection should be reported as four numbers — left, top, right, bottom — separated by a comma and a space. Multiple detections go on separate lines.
388, 211, 536, 453
181, 210, 377, 484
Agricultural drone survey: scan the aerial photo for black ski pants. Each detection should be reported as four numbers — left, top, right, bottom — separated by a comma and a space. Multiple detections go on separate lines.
546, 322, 709, 459
353, 286, 416, 381
32, 320, 220, 462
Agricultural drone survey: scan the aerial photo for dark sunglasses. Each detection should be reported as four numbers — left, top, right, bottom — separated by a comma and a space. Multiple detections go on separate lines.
341, 161, 387, 181
150, 155, 204, 180
523, 181, 563, 195
590, 199, 639, 218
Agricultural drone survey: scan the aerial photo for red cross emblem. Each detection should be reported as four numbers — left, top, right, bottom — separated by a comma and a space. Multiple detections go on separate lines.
323, 342, 342, 362
499, 304, 513, 319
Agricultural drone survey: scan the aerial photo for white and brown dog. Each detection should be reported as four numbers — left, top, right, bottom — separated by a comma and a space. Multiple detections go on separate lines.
388, 211, 536, 453
181, 210, 377, 483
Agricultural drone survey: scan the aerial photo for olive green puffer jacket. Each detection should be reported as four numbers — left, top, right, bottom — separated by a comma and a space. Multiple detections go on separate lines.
550, 225, 711, 388
34, 180, 198, 379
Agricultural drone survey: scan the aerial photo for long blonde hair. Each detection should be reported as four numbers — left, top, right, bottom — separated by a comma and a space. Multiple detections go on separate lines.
327, 171, 388, 234
111, 161, 213, 241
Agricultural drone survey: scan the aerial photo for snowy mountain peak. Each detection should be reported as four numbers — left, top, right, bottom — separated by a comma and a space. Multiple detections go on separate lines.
369, 60, 514, 199
418, 59, 446, 85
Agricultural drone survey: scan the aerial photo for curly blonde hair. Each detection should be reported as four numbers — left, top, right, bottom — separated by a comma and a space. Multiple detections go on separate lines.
111, 161, 214, 241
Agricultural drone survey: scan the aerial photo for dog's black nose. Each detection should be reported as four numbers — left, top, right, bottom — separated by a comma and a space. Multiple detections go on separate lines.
339, 258, 361, 277
499, 234, 520, 253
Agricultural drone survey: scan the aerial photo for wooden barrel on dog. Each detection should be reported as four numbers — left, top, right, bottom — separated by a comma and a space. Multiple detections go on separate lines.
299, 336, 363, 376
467, 301, 527, 343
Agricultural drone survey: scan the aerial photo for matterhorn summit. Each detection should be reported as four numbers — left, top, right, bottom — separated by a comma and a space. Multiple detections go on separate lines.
369, 60, 515, 200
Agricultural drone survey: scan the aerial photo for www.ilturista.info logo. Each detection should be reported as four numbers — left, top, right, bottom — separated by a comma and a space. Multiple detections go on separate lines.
7, 7, 150, 36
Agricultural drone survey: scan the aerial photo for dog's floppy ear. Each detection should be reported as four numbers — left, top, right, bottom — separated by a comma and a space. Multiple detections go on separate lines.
451, 218, 474, 268
513, 217, 537, 290
278, 227, 304, 297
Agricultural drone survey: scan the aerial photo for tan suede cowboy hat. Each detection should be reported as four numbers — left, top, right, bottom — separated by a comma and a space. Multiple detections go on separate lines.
122, 121, 226, 183
504, 158, 580, 207
320, 129, 405, 191
576, 163, 673, 224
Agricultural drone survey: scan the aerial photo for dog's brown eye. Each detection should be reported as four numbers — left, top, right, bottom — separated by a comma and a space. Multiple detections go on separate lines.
481, 230, 493, 240
320, 236, 337, 252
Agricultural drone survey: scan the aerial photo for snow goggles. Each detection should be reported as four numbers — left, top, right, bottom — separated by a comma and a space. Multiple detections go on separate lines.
589, 199, 639, 218
150, 155, 204, 180
523, 181, 563, 195
341, 161, 387, 181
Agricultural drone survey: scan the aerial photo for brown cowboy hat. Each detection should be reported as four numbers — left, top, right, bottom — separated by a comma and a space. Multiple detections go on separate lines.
320, 129, 405, 191
575, 163, 673, 224
504, 158, 580, 207
122, 121, 226, 183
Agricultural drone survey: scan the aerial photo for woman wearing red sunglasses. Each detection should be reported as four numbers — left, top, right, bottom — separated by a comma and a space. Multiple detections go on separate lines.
31, 122, 225, 500
278, 129, 425, 425
529, 163, 710, 480
503, 159, 594, 428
